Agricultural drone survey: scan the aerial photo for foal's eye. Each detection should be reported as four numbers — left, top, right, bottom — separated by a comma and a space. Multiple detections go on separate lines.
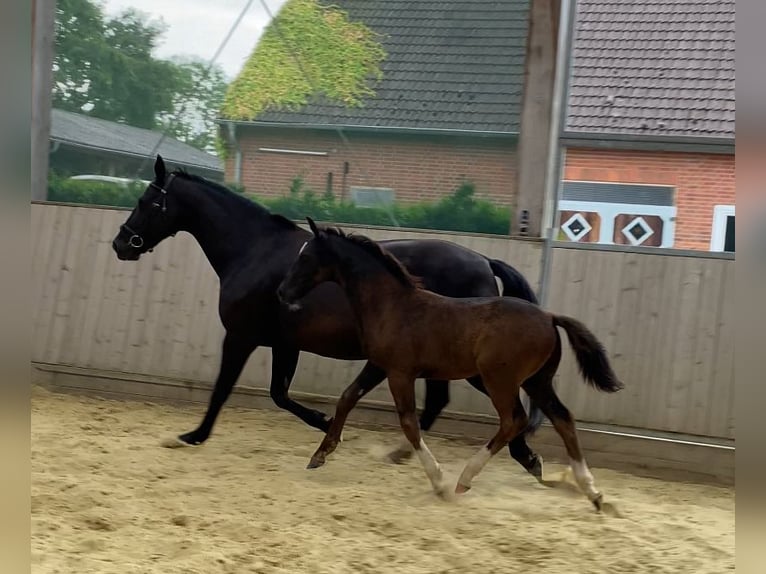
152, 202, 161, 208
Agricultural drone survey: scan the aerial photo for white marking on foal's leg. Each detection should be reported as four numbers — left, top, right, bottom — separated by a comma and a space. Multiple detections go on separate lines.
570, 458, 601, 501
414, 438, 445, 493
456, 445, 492, 492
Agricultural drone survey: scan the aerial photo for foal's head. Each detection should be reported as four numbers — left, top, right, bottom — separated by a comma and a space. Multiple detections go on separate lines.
277, 218, 339, 305
112, 155, 185, 260
277, 217, 421, 306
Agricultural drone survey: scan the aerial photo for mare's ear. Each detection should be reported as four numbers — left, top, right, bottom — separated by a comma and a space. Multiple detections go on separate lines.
306, 216, 321, 237
154, 155, 166, 182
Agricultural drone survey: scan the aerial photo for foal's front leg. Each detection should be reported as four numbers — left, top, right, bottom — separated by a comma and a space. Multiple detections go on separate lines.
306, 362, 386, 469
388, 373, 448, 497
387, 378, 450, 464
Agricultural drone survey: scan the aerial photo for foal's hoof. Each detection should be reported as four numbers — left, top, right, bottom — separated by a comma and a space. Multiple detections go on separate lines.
307, 455, 326, 469
434, 483, 455, 501
454, 483, 471, 495
591, 493, 604, 512
387, 448, 413, 465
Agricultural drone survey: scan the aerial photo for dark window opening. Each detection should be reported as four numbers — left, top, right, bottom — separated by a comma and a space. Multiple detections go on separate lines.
724, 215, 735, 252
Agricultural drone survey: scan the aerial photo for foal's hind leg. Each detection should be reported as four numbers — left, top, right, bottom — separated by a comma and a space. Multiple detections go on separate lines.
524, 381, 604, 511
456, 382, 529, 494
465, 375, 544, 482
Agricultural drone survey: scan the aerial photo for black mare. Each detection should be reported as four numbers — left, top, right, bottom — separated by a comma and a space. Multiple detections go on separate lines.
111, 155, 546, 480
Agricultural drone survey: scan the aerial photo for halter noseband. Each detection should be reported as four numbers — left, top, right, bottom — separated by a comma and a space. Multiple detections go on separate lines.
120, 174, 176, 250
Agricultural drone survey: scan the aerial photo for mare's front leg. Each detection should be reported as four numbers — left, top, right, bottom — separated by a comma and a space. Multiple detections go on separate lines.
166, 332, 256, 447
388, 378, 450, 464
307, 362, 386, 468
269, 346, 332, 432
389, 373, 448, 497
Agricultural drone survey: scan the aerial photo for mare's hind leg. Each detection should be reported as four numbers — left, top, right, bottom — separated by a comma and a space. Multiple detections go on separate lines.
456, 380, 529, 493
388, 378, 449, 464
388, 373, 448, 496
524, 380, 603, 511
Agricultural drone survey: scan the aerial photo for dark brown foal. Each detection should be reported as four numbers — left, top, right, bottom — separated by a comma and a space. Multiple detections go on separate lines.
277, 218, 623, 510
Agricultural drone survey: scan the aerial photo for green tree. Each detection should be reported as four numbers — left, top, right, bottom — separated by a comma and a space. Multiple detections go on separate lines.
158, 57, 229, 153
53, 0, 227, 151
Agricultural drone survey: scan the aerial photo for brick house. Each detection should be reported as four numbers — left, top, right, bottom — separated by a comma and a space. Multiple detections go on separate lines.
558, 0, 735, 252
219, 0, 734, 252
218, 0, 529, 206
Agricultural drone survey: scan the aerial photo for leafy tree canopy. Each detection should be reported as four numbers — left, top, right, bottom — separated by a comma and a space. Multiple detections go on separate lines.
53, 0, 227, 152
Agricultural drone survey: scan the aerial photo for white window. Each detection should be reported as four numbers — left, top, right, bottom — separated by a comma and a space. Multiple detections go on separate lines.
557, 181, 677, 248
350, 186, 395, 208
710, 205, 735, 252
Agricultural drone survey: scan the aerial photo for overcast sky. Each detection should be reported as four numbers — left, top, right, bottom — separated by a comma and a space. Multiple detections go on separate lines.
101, 0, 289, 79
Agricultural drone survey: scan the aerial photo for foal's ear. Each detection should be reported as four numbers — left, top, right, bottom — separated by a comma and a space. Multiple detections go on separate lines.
306, 217, 320, 237
154, 155, 166, 182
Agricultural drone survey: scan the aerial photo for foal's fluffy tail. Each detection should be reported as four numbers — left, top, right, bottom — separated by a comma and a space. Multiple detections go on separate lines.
552, 315, 624, 392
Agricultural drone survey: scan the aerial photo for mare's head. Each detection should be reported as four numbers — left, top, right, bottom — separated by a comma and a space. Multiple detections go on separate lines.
112, 155, 185, 260
277, 217, 421, 307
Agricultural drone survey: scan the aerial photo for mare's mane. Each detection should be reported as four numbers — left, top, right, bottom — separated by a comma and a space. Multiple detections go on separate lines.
169, 169, 299, 230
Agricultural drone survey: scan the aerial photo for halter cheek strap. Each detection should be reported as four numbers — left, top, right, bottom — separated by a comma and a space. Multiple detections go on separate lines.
120, 173, 176, 250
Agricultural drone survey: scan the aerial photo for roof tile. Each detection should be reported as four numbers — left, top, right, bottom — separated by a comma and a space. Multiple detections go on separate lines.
565, 0, 735, 139
251, 0, 530, 133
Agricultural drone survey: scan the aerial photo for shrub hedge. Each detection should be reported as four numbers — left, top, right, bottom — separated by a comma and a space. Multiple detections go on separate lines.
46, 172, 511, 235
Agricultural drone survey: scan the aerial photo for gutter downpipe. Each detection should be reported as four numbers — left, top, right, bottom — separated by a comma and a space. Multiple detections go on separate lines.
226, 121, 242, 185
537, 0, 576, 307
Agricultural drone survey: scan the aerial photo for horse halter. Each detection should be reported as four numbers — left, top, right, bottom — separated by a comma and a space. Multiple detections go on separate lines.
120, 174, 176, 250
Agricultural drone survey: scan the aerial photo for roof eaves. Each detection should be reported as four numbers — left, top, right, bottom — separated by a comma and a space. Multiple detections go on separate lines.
561, 131, 735, 155
52, 137, 224, 173
217, 119, 519, 139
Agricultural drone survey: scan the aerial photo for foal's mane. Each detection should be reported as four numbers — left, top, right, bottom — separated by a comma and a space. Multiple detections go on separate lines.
170, 169, 299, 231
321, 226, 423, 289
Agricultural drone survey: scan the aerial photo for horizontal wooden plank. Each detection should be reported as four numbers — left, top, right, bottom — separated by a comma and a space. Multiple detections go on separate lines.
30, 203, 734, 441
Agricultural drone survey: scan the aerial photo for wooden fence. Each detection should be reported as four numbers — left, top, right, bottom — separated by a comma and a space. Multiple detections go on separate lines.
31, 203, 734, 440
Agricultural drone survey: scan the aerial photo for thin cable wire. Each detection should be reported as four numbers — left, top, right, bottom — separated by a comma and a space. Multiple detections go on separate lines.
134, 0, 257, 179
257, 0, 400, 226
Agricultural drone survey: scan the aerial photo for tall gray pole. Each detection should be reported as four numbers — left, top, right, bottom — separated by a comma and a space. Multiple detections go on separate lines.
31, 0, 56, 202
511, 0, 562, 237
537, 0, 576, 307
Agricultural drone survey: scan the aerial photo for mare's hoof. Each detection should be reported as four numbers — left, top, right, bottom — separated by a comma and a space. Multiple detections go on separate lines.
387, 448, 412, 465
160, 435, 200, 449
591, 493, 604, 512
529, 455, 545, 483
